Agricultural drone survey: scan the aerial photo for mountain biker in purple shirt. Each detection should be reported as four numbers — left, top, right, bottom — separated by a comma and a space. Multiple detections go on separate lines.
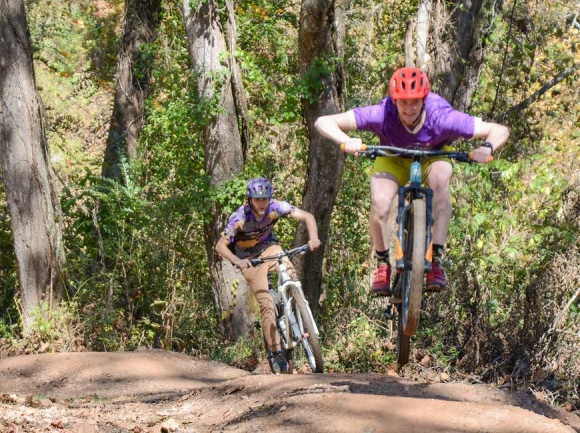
314, 67, 509, 295
215, 177, 320, 373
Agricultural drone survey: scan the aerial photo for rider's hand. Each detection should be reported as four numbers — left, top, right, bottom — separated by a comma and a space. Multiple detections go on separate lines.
308, 239, 321, 251
341, 137, 363, 154
235, 258, 252, 269
471, 146, 494, 163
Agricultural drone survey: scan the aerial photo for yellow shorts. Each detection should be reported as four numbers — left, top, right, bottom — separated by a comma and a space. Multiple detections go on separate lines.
371, 145, 454, 185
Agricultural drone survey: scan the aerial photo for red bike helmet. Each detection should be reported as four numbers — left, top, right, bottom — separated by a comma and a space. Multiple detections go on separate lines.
389, 67, 430, 100
246, 177, 273, 198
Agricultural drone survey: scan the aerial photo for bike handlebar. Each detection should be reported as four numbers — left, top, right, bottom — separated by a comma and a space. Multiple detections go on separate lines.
250, 244, 309, 267
339, 143, 493, 163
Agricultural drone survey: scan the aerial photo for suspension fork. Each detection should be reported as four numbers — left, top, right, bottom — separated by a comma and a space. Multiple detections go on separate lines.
394, 186, 408, 270
394, 185, 434, 272
279, 280, 319, 338
424, 188, 434, 272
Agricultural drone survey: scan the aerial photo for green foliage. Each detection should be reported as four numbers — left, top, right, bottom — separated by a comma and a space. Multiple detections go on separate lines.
324, 316, 395, 372
0, 317, 14, 339
298, 56, 339, 103
0, 0, 575, 402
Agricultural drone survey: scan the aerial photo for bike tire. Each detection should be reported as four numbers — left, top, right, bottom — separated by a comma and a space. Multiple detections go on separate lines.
401, 199, 426, 336
263, 308, 294, 374
396, 303, 411, 367
283, 313, 295, 374
288, 285, 324, 373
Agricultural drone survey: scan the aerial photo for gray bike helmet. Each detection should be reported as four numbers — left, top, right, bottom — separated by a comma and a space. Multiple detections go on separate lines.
246, 177, 273, 198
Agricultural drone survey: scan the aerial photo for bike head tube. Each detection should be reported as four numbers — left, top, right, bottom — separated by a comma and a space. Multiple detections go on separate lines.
409, 160, 422, 187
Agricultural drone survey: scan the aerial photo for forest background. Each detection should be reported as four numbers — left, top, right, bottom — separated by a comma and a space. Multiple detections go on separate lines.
0, 0, 579, 411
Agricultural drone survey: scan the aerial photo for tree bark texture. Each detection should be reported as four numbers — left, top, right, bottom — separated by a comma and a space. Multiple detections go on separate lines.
296, 0, 346, 308
430, 0, 486, 110
102, 0, 162, 181
225, 0, 250, 160
183, 0, 253, 341
0, 0, 67, 330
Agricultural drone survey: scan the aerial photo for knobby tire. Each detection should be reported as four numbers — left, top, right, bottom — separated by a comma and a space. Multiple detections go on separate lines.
396, 303, 411, 367
401, 199, 426, 336
289, 285, 324, 373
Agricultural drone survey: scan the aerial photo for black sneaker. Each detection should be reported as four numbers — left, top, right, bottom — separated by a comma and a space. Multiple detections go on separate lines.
272, 351, 289, 374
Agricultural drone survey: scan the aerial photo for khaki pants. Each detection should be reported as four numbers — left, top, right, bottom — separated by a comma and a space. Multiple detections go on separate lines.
241, 244, 297, 353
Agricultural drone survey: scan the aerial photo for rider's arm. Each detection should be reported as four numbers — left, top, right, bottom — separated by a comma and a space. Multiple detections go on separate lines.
215, 236, 251, 269
314, 111, 362, 153
471, 118, 510, 162
289, 208, 321, 251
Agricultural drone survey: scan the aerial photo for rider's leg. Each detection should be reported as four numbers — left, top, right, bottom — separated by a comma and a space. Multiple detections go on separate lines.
370, 173, 399, 253
425, 160, 453, 245
262, 244, 291, 373
425, 160, 453, 289
369, 173, 399, 294
242, 246, 282, 353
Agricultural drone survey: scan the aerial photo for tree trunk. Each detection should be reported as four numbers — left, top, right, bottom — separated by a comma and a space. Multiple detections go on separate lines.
183, 0, 253, 341
0, 0, 67, 331
430, 0, 486, 109
225, 0, 250, 159
295, 0, 346, 308
102, 0, 162, 181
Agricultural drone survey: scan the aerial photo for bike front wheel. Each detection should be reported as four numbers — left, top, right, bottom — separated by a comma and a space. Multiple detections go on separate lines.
287, 285, 324, 373
396, 303, 411, 367
401, 198, 426, 336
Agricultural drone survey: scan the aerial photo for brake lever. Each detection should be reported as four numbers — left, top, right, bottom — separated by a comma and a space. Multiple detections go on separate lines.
360, 151, 377, 160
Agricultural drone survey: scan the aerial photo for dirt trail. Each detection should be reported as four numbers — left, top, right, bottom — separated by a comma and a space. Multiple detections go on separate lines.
0, 350, 578, 432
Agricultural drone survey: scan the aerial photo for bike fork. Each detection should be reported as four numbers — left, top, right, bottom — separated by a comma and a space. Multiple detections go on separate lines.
281, 282, 319, 337
395, 187, 434, 273
424, 189, 434, 273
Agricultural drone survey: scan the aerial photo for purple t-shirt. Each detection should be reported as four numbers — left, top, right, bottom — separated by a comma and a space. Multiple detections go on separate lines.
353, 93, 475, 149
223, 199, 295, 259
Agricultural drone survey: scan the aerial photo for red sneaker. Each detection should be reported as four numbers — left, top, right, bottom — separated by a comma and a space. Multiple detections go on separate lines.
426, 262, 446, 291
371, 264, 391, 296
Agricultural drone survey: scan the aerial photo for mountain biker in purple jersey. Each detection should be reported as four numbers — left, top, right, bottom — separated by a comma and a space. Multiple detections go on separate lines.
314, 67, 509, 296
215, 177, 321, 373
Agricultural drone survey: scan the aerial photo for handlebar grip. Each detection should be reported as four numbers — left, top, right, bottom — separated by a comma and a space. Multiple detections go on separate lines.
339, 143, 367, 152
468, 153, 494, 163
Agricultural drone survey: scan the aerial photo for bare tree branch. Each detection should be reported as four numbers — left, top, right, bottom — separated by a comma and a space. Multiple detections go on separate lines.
494, 63, 579, 122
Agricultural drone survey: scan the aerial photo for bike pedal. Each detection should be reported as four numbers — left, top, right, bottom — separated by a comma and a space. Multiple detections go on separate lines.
383, 305, 394, 320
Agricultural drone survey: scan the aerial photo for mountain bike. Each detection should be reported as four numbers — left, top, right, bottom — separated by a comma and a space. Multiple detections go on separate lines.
343, 143, 491, 367
250, 245, 324, 374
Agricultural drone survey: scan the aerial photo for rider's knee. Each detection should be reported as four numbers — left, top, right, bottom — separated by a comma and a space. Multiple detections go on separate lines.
371, 199, 391, 220
429, 176, 451, 195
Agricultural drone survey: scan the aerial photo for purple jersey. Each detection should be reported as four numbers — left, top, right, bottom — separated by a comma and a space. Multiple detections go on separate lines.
353, 93, 475, 149
223, 199, 295, 258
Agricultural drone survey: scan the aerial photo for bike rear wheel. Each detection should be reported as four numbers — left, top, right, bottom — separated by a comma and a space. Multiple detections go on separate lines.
401, 198, 426, 336
287, 285, 324, 373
